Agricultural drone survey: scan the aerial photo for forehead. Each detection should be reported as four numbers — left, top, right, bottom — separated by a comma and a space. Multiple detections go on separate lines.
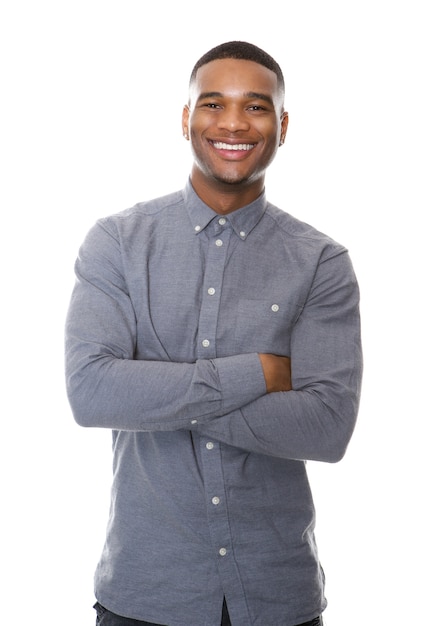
191, 58, 282, 103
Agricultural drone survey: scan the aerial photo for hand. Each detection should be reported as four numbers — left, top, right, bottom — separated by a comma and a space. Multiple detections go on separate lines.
258, 354, 292, 393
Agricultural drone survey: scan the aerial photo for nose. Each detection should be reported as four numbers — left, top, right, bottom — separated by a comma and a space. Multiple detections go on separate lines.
216, 104, 250, 133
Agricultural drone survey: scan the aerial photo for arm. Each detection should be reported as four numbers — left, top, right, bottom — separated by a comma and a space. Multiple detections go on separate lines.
258, 354, 292, 393
65, 220, 267, 431
197, 248, 363, 463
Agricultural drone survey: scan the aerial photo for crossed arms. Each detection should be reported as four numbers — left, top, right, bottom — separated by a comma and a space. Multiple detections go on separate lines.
65, 222, 362, 462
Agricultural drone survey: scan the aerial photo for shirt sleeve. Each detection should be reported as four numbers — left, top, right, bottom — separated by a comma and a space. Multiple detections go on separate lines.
65, 220, 267, 431
196, 247, 363, 463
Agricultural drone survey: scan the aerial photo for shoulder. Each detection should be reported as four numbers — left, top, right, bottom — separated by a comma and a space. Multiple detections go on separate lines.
79, 190, 185, 255
87, 189, 185, 241
264, 202, 347, 260
104, 189, 184, 224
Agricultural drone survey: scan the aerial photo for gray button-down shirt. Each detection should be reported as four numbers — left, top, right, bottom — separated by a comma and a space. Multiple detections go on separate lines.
65, 181, 362, 626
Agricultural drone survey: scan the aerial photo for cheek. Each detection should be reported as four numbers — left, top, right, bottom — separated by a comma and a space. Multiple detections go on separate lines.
188, 111, 210, 130
261, 128, 281, 153
259, 120, 281, 142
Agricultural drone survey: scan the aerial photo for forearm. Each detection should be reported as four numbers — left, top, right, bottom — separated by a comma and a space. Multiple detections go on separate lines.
65, 345, 266, 431
196, 378, 361, 463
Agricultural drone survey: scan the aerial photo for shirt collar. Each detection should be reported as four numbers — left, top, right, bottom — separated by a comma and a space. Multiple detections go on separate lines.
183, 179, 267, 241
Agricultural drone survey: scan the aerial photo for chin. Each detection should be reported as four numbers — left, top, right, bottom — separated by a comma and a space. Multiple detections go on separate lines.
213, 172, 252, 186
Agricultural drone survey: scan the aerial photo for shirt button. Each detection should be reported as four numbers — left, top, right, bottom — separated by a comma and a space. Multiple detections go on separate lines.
191, 419, 198, 425
194, 225, 201, 232
202, 339, 210, 348
215, 239, 223, 247
206, 442, 214, 450
207, 287, 216, 296
212, 496, 220, 505
218, 218, 227, 225
239, 231, 246, 238
271, 304, 280, 312
219, 548, 227, 557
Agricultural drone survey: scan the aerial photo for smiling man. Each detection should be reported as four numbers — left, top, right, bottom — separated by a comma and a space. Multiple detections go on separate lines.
65, 42, 363, 626
183, 54, 288, 207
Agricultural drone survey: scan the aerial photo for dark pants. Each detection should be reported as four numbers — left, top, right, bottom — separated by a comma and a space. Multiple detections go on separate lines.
94, 600, 323, 625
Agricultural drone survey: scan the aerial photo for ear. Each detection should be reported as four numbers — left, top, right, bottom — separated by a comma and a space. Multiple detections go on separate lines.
182, 105, 190, 140
279, 110, 289, 146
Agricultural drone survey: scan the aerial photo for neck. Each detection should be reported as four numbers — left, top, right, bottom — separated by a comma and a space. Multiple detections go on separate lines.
190, 171, 265, 215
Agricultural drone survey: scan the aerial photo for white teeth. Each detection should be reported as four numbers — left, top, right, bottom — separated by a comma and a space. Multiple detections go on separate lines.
213, 142, 254, 151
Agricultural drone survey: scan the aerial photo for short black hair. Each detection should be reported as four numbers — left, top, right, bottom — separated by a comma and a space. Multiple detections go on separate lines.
189, 41, 285, 95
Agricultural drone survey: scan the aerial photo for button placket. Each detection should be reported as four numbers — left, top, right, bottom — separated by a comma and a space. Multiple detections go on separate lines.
201, 437, 234, 569
196, 224, 230, 359
195, 218, 237, 573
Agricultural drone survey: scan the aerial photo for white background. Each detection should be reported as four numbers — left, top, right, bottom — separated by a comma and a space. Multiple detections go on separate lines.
1, 2, 447, 624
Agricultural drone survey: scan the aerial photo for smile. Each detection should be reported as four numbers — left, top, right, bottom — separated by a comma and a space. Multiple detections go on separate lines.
212, 142, 255, 151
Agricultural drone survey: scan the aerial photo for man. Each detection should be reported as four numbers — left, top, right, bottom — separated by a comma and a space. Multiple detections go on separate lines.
65, 41, 363, 626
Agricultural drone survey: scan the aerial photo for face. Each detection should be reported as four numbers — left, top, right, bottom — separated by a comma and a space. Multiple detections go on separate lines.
182, 58, 288, 207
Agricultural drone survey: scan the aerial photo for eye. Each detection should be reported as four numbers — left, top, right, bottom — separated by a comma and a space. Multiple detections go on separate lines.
247, 104, 269, 113
203, 102, 221, 109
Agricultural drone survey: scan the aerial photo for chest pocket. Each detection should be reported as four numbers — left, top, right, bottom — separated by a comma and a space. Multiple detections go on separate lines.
233, 298, 302, 356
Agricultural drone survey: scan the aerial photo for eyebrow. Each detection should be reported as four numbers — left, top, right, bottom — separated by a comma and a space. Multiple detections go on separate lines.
197, 91, 274, 106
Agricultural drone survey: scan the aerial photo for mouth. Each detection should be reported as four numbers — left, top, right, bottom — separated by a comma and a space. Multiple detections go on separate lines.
211, 141, 255, 151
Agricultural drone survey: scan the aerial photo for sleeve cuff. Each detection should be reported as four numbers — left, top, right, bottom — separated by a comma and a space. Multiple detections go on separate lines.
213, 353, 266, 415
